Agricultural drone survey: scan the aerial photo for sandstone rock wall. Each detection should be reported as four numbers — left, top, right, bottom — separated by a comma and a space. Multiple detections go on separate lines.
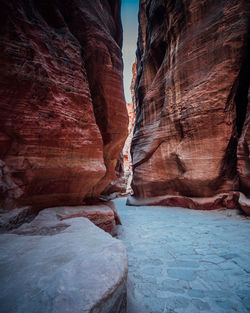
0, 0, 128, 210
101, 153, 127, 200
130, 0, 250, 212
101, 99, 136, 199
103, 60, 137, 199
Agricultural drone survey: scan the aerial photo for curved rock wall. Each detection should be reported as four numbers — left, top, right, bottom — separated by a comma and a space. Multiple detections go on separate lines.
0, 0, 128, 209
130, 0, 250, 211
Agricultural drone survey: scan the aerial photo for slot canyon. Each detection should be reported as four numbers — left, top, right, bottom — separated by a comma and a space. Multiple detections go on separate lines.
0, 0, 249, 313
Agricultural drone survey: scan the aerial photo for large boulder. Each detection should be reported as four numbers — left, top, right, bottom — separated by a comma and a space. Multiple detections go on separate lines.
0, 212, 128, 313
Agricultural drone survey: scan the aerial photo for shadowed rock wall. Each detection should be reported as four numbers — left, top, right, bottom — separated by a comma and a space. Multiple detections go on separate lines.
130, 0, 250, 212
0, 0, 128, 209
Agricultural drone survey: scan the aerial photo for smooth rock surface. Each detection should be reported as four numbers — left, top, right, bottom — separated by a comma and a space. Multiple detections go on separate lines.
0, 212, 128, 313
0, 201, 122, 235
131, 0, 249, 207
239, 192, 250, 216
101, 154, 127, 200
13, 202, 121, 236
0, 0, 128, 210
116, 198, 250, 313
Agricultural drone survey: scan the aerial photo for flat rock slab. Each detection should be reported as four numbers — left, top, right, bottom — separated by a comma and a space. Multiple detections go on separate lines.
116, 198, 250, 313
0, 212, 128, 313
0, 202, 120, 235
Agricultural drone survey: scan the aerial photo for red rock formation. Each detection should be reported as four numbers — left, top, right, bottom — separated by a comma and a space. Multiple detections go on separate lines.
103, 59, 137, 198
101, 100, 136, 199
0, 201, 121, 235
0, 0, 128, 210
102, 60, 137, 198
102, 60, 137, 199
237, 83, 250, 190
237, 81, 250, 214
101, 153, 127, 199
127, 192, 240, 211
56, 202, 121, 236
129, 0, 250, 213
130, 60, 137, 109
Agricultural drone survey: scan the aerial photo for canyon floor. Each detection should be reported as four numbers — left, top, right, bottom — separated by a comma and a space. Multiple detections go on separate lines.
115, 198, 250, 313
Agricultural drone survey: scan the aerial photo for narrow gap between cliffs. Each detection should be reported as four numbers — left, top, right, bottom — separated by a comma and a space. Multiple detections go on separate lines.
104, 0, 139, 197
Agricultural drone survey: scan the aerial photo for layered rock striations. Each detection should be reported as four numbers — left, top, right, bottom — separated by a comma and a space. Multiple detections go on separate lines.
0, 0, 128, 210
123, 61, 137, 193
129, 0, 250, 213
101, 153, 127, 200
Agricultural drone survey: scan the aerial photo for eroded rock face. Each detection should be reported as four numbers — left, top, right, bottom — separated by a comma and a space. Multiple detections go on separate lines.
101, 153, 127, 200
0, 215, 128, 313
103, 100, 136, 199
238, 192, 250, 215
0, 0, 128, 210
0, 200, 121, 235
131, 0, 250, 211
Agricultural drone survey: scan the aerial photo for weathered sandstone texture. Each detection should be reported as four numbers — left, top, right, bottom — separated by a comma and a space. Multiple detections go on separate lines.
237, 86, 250, 214
0, 0, 128, 210
101, 153, 127, 200
103, 100, 136, 199
0, 201, 121, 235
104, 101, 136, 200
127, 192, 240, 211
0, 215, 128, 313
238, 192, 250, 215
103, 60, 137, 199
122, 64, 137, 194
129, 0, 250, 213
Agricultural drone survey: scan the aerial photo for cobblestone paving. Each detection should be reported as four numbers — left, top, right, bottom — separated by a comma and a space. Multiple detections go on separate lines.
114, 198, 250, 313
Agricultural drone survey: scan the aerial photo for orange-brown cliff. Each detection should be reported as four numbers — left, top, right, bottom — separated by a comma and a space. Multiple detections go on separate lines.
128, 0, 250, 214
0, 0, 128, 210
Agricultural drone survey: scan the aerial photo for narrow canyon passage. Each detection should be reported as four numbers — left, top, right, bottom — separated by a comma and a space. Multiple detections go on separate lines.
115, 198, 250, 313
0, 0, 249, 312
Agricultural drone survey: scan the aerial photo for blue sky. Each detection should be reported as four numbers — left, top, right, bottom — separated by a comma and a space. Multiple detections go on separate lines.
121, 0, 139, 103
